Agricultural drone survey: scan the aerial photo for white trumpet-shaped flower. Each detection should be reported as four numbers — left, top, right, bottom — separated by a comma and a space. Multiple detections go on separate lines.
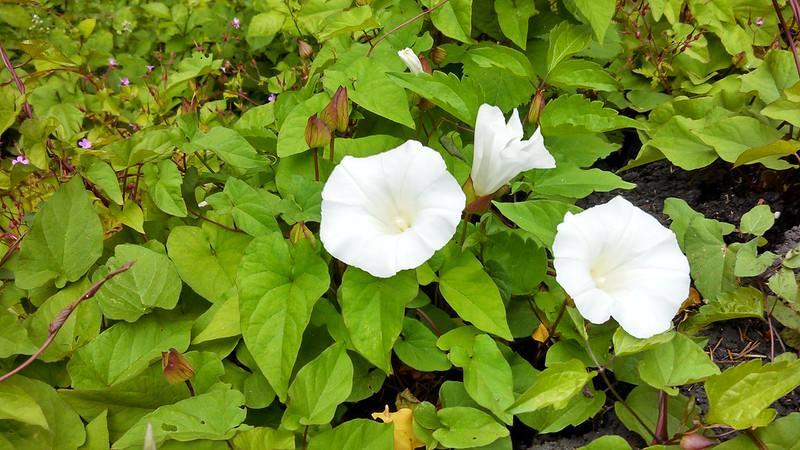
320, 140, 465, 278
470, 104, 556, 197
552, 196, 691, 339
397, 48, 424, 74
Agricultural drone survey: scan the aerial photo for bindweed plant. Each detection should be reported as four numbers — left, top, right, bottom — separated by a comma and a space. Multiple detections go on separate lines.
0, 0, 799, 449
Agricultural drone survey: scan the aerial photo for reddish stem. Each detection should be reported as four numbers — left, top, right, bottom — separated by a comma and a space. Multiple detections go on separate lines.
0, 45, 32, 118
0, 261, 135, 383
772, 0, 800, 77
653, 390, 669, 444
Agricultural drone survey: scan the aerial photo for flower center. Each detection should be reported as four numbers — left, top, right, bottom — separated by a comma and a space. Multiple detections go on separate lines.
394, 215, 411, 231
590, 262, 610, 289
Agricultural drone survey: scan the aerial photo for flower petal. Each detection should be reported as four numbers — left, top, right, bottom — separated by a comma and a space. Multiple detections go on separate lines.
320, 140, 464, 278
552, 196, 691, 339
470, 104, 556, 196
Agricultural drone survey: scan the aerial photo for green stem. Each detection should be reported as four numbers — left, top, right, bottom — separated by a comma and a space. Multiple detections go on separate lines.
584, 339, 656, 441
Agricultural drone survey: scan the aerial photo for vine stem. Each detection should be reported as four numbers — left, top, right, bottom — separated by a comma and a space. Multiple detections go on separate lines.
188, 208, 244, 234
458, 212, 470, 247
653, 390, 669, 444
584, 339, 656, 441
367, 0, 450, 56
747, 429, 769, 450
0, 261, 135, 383
0, 44, 33, 118
772, 0, 800, 77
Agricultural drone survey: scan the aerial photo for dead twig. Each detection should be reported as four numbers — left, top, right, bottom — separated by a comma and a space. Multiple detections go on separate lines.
0, 261, 135, 383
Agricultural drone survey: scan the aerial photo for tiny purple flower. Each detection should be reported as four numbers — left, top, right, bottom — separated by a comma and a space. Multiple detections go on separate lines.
267, 93, 277, 103
109, 57, 118, 67
120, 77, 130, 86
146, 64, 155, 72
78, 138, 92, 149
755, 17, 764, 26
11, 155, 29, 166
231, 17, 241, 29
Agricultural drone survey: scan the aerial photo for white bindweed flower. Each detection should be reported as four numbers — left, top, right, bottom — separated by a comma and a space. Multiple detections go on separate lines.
397, 48, 424, 74
552, 196, 691, 339
321, 140, 465, 278
470, 104, 556, 197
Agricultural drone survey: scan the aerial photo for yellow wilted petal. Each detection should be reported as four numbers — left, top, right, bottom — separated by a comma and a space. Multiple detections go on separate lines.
371, 406, 424, 450
532, 323, 550, 343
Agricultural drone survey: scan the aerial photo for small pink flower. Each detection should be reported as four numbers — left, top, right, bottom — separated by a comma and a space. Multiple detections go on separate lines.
11, 155, 29, 166
231, 17, 240, 29
109, 57, 118, 67
755, 17, 764, 26
120, 77, 130, 86
268, 93, 277, 102
78, 138, 92, 149
146, 64, 155, 72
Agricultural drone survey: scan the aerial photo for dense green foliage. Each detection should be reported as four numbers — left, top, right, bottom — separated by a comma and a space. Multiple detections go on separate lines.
0, 0, 799, 449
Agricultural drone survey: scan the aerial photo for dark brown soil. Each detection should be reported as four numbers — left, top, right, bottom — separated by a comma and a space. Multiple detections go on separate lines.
580, 160, 800, 255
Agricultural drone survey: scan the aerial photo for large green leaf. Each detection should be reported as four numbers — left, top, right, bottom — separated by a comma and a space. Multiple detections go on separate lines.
307, 419, 393, 450
15, 177, 104, 289
507, 359, 592, 414
449, 334, 515, 424
494, 0, 536, 49
438, 250, 512, 339
705, 357, 800, 429
143, 159, 187, 217
433, 407, 509, 448
394, 317, 452, 372
483, 231, 546, 296
645, 116, 718, 170
62, 352, 224, 438
636, 333, 720, 392
83, 159, 123, 205
493, 200, 580, 248
680, 287, 763, 334
573, 0, 615, 42
94, 244, 181, 322
205, 178, 281, 237
387, 71, 483, 124
740, 50, 800, 103
67, 316, 192, 389
167, 224, 252, 304
112, 389, 246, 449
0, 311, 37, 358
546, 22, 592, 72
715, 413, 800, 450
693, 116, 784, 163
518, 387, 605, 433
548, 60, 619, 92
282, 343, 353, 429
664, 198, 736, 300
0, 384, 49, 429
340, 267, 418, 372
0, 376, 85, 450
237, 234, 330, 400
189, 127, 265, 169
423, 0, 472, 43
25, 279, 101, 362
540, 94, 643, 135
531, 165, 634, 198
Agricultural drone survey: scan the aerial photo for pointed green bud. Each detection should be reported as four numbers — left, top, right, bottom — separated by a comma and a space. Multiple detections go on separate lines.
305, 114, 331, 148
320, 87, 349, 133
